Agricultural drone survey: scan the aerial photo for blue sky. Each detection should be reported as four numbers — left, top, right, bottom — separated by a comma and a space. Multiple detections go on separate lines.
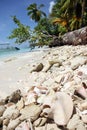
0, 0, 55, 47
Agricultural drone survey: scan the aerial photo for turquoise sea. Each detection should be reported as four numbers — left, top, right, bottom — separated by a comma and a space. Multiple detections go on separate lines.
0, 47, 31, 59
0, 45, 49, 60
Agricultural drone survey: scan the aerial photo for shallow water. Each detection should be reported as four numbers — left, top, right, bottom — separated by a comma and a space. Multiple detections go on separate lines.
0, 48, 31, 59
0, 46, 49, 59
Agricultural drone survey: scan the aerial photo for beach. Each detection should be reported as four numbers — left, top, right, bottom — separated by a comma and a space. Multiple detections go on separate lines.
0, 49, 48, 99
0, 45, 87, 129
0, 45, 87, 98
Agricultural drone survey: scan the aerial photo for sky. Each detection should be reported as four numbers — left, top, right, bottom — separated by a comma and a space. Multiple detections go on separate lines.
0, 0, 55, 47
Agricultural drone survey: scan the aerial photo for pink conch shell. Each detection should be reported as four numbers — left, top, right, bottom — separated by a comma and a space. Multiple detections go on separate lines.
42, 91, 73, 125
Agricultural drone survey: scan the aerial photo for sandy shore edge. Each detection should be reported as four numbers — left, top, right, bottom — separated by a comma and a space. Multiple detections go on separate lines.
0, 49, 49, 99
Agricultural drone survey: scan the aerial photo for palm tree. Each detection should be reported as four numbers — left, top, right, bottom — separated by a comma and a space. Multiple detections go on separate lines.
51, 0, 87, 31
81, 0, 86, 26
27, 3, 46, 22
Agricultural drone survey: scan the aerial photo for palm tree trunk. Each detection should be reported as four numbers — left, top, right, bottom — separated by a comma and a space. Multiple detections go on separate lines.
81, 0, 85, 27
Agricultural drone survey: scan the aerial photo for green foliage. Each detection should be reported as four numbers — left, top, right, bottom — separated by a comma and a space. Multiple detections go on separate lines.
27, 3, 46, 22
9, 1, 87, 49
8, 16, 30, 44
51, 0, 87, 31
35, 18, 59, 36
29, 30, 53, 49
58, 25, 67, 35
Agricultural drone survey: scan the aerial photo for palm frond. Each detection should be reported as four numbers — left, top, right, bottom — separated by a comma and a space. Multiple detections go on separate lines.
61, 0, 70, 12
27, 11, 33, 16
27, 3, 37, 10
38, 4, 44, 9
41, 11, 46, 17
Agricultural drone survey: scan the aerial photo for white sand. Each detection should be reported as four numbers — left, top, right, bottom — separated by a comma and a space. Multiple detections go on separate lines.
0, 50, 47, 99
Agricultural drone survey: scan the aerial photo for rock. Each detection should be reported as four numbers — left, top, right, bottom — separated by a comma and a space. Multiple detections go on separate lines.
35, 123, 61, 130
15, 121, 30, 130
0, 99, 5, 105
3, 118, 9, 126
5, 89, 21, 103
54, 74, 64, 84
38, 118, 47, 127
81, 115, 87, 124
77, 121, 86, 130
49, 59, 62, 66
33, 118, 42, 127
0, 117, 3, 125
31, 63, 44, 72
49, 37, 64, 47
46, 123, 61, 130
3, 105, 19, 119
67, 114, 81, 129
78, 100, 87, 111
20, 103, 42, 121
15, 47, 20, 50
8, 118, 20, 130
3, 125, 7, 130
16, 97, 24, 110
62, 26, 87, 45
35, 125, 46, 130
42, 62, 52, 72
0, 105, 6, 116
70, 56, 87, 70
33, 117, 47, 127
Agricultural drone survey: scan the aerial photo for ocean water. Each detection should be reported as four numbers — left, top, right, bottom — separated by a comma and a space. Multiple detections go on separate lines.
0, 48, 31, 59
0, 46, 49, 60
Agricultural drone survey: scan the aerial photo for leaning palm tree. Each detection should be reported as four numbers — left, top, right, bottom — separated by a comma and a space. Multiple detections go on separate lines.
27, 3, 46, 22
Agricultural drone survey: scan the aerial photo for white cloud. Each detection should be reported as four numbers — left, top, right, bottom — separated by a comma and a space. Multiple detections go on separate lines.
49, 1, 55, 13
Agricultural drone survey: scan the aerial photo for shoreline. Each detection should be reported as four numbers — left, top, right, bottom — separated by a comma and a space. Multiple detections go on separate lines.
0, 48, 50, 99
0, 45, 87, 99
0, 45, 87, 129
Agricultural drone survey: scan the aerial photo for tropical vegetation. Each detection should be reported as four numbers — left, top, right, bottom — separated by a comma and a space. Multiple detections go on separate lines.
27, 3, 46, 22
8, 0, 87, 48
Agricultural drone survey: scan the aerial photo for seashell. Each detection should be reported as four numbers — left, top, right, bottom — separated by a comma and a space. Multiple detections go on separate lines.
78, 100, 87, 111
16, 98, 24, 110
34, 86, 48, 96
16, 118, 34, 130
33, 117, 47, 127
81, 115, 87, 124
22, 122, 30, 130
24, 91, 38, 105
82, 82, 87, 89
41, 107, 53, 118
37, 95, 46, 104
53, 92, 73, 125
42, 92, 73, 125
74, 86, 87, 99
